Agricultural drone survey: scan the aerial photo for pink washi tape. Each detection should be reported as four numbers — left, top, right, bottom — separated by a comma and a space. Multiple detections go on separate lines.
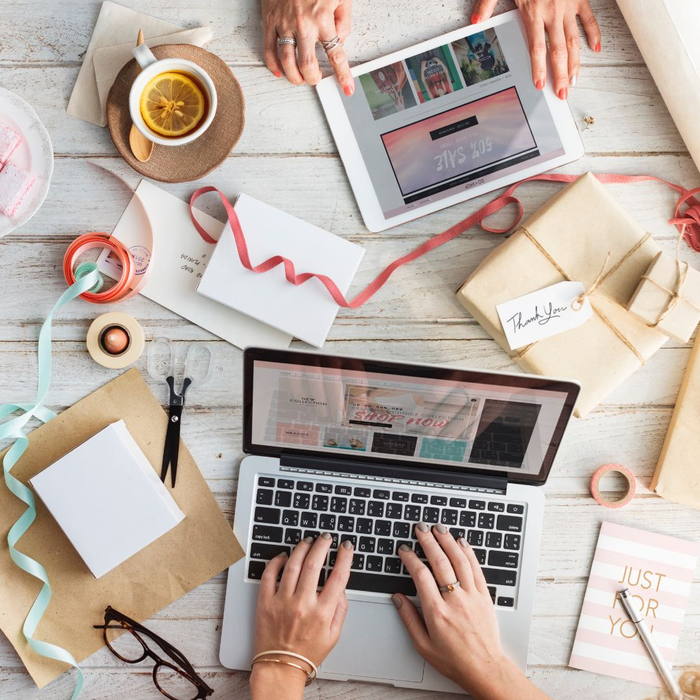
590, 463, 636, 508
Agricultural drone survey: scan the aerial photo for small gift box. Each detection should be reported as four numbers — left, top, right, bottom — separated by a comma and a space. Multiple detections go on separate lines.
457, 173, 669, 417
626, 251, 700, 343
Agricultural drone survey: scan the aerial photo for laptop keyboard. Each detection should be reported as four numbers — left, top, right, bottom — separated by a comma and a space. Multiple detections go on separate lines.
247, 474, 526, 609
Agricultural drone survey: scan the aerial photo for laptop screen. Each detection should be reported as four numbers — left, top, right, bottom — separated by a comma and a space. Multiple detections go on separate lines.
244, 349, 579, 485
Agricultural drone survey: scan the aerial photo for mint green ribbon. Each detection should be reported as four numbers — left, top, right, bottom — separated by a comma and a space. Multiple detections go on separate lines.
0, 263, 103, 699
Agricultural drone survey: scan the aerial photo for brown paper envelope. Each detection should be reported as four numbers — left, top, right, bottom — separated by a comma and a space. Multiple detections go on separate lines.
651, 333, 700, 508
0, 368, 244, 689
457, 173, 668, 417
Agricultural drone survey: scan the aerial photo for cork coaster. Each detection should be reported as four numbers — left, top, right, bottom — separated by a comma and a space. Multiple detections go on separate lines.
106, 44, 245, 183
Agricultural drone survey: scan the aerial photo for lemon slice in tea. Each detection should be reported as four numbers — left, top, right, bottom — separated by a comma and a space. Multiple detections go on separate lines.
140, 72, 206, 138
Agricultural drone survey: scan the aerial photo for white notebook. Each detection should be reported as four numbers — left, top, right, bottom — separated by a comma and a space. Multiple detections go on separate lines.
196, 194, 365, 347
30, 420, 185, 578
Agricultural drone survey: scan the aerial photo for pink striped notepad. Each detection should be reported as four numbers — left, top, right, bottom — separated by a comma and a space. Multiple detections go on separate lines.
569, 521, 699, 687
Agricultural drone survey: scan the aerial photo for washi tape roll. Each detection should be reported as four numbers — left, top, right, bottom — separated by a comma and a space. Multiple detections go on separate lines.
86, 312, 145, 369
590, 463, 636, 508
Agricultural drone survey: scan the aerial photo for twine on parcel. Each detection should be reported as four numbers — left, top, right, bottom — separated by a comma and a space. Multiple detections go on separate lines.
513, 227, 652, 365
640, 225, 700, 328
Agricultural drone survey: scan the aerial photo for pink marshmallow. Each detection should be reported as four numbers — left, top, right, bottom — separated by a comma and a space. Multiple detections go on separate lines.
0, 162, 36, 217
0, 126, 21, 165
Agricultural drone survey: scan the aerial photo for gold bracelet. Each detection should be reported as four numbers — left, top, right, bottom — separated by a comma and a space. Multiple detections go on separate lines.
251, 658, 315, 685
252, 650, 318, 682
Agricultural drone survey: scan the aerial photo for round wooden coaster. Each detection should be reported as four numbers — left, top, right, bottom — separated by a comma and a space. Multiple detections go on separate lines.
106, 44, 245, 183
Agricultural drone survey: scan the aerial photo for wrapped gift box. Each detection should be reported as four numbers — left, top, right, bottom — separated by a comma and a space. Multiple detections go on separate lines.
627, 251, 700, 343
457, 173, 669, 417
651, 333, 700, 509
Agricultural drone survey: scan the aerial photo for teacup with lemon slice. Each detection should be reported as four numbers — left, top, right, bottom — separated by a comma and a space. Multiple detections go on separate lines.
129, 44, 217, 147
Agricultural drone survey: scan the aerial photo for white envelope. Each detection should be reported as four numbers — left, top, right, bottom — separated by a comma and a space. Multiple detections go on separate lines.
97, 180, 292, 350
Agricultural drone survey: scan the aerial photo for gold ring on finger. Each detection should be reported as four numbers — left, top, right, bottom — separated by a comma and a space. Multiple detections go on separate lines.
438, 580, 461, 593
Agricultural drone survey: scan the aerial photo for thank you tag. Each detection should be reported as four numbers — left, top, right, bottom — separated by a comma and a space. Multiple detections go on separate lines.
496, 281, 593, 350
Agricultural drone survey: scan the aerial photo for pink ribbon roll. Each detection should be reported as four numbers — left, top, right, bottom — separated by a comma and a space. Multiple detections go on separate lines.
590, 463, 636, 508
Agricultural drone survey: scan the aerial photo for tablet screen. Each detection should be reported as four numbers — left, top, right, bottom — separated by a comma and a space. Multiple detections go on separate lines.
338, 18, 566, 219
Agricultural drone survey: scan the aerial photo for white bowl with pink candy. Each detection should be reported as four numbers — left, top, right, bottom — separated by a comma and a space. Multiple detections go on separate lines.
0, 88, 54, 237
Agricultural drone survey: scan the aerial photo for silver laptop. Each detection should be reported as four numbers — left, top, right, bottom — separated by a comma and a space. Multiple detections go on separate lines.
220, 348, 579, 693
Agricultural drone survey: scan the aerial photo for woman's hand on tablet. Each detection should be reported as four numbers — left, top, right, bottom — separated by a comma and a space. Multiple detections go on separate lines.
471, 0, 601, 100
262, 0, 355, 95
251, 535, 353, 699
393, 524, 550, 700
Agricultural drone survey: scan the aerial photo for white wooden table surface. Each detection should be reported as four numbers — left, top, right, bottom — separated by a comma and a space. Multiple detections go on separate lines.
2, 0, 700, 698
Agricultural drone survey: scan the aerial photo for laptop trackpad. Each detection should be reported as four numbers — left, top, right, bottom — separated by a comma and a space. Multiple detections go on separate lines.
323, 600, 425, 682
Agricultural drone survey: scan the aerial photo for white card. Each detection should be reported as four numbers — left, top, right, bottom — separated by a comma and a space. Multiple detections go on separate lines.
496, 281, 593, 350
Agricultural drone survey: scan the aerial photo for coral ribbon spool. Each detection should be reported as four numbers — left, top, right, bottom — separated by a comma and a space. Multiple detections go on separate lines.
62, 234, 138, 304
590, 463, 636, 508
62, 164, 153, 303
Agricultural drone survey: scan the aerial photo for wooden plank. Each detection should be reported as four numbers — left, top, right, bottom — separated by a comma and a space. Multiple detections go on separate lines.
1, 665, 689, 700
0, 338, 690, 408
0, 401, 675, 490
0, 0, 642, 67
5, 155, 697, 241
0, 63, 687, 156
1, 611, 699, 670
0, 401, 678, 487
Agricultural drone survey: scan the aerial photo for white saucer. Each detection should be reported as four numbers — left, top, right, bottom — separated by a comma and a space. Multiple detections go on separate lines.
0, 87, 54, 238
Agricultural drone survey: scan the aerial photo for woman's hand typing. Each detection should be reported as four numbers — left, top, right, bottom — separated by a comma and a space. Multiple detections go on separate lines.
393, 523, 550, 700
250, 535, 354, 699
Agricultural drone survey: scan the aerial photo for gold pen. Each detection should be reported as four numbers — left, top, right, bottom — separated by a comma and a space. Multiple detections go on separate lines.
618, 588, 683, 700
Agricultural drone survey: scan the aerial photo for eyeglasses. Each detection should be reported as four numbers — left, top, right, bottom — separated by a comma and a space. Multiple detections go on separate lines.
94, 606, 214, 699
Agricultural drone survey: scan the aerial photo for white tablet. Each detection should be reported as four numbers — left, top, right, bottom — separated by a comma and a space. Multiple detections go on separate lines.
317, 10, 584, 232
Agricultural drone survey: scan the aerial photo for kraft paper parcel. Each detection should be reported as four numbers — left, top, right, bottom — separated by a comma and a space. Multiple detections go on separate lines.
651, 333, 700, 509
457, 173, 669, 417
0, 369, 244, 689
616, 0, 700, 176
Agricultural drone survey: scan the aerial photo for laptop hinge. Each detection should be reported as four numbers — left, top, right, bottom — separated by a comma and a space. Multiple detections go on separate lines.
279, 454, 508, 495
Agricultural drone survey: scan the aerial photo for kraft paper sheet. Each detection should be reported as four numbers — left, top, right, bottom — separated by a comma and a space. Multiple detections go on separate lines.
0, 369, 244, 689
651, 333, 700, 509
457, 173, 668, 417
616, 0, 700, 175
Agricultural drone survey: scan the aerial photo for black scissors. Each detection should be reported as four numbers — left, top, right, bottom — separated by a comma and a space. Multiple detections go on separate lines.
148, 338, 213, 487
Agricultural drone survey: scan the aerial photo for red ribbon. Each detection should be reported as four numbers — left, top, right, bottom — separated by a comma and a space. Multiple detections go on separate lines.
62, 233, 137, 304
189, 174, 700, 310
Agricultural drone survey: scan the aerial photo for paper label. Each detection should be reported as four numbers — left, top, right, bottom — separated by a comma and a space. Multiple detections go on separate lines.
496, 281, 593, 350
